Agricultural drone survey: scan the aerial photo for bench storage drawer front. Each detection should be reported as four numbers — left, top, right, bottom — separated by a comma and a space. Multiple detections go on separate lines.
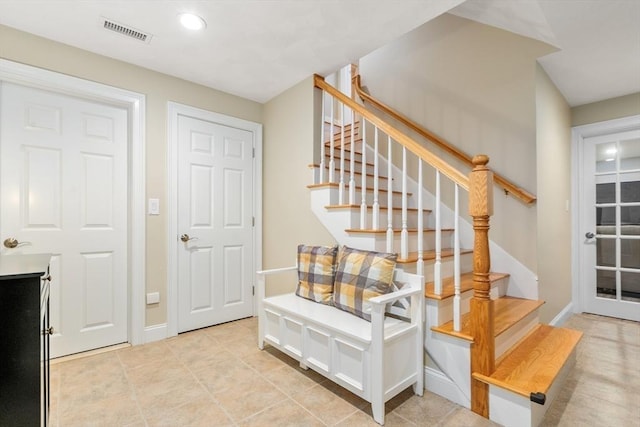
263, 308, 281, 346
306, 325, 331, 374
282, 316, 303, 358
334, 337, 368, 395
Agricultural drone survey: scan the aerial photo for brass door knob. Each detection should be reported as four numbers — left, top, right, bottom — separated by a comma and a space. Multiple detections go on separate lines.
3, 237, 18, 249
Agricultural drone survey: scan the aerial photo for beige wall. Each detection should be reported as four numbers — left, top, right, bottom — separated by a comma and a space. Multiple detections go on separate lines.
535, 64, 572, 322
359, 13, 555, 273
262, 76, 336, 295
0, 25, 263, 326
572, 92, 640, 126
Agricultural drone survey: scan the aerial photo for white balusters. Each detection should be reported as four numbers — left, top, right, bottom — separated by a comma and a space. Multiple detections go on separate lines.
319, 92, 326, 183
417, 159, 424, 278
434, 170, 442, 295
372, 127, 380, 230
329, 96, 335, 183
386, 135, 393, 253
401, 146, 408, 260
360, 119, 367, 229
338, 103, 346, 204
453, 184, 461, 332
349, 110, 356, 205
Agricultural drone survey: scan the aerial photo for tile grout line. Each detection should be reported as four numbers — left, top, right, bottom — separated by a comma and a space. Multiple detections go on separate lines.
253, 371, 332, 426
115, 345, 152, 427
178, 345, 241, 426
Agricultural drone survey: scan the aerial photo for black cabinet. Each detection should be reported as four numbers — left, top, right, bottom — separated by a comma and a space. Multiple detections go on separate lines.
0, 254, 52, 427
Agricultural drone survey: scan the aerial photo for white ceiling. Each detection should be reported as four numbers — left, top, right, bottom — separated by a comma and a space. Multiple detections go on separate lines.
0, 0, 638, 106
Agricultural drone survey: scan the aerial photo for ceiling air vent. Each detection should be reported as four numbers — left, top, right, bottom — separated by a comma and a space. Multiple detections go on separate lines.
102, 18, 152, 43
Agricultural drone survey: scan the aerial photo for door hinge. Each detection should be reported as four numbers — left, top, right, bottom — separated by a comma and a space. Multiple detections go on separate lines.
252, 147, 255, 158
252, 286, 255, 296
252, 216, 255, 227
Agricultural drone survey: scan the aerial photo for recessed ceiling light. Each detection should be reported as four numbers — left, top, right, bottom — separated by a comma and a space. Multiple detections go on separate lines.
606, 148, 617, 154
605, 158, 615, 162
179, 13, 206, 31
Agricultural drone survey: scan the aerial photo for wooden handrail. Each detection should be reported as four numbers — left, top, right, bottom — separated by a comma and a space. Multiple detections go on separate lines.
314, 75, 470, 191
353, 74, 536, 205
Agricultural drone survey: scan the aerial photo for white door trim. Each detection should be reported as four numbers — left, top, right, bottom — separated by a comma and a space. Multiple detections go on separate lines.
167, 102, 262, 338
0, 59, 146, 346
571, 114, 640, 314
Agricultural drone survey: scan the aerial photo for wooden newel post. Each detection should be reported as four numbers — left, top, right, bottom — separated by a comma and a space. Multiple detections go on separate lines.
469, 154, 494, 417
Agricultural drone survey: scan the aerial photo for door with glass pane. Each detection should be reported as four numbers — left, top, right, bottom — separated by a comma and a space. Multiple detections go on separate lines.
582, 130, 640, 321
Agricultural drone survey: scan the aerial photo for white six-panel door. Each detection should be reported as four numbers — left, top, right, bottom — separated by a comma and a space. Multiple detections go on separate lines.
0, 82, 128, 357
177, 114, 254, 332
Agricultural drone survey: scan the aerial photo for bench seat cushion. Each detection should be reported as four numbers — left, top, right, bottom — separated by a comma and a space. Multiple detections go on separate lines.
263, 293, 410, 344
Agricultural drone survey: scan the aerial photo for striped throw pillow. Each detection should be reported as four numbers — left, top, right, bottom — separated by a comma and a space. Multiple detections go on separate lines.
296, 244, 338, 304
332, 246, 397, 321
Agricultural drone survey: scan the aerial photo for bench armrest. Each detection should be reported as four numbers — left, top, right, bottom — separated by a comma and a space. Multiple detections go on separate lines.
256, 266, 297, 276
368, 287, 421, 306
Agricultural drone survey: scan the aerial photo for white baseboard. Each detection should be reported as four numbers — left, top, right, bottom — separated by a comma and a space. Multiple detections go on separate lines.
144, 323, 168, 344
549, 302, 574, 327
424, 366, 470, 408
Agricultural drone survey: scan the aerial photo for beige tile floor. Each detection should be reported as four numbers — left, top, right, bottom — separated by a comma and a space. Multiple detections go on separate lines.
48, 313, 639, 426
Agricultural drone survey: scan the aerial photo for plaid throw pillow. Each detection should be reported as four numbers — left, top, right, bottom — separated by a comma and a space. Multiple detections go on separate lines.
332, 246, 397, 321
295, 244, 338, 304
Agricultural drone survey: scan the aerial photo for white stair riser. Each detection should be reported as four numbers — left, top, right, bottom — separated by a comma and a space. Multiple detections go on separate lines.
328, 173, 391, 191
329, 187, 407, 207
325, 161, 377, 176
425, 277, 508, 327
333, 208, 430, 231
365, 232, 463, 256
495, 311, 540, 360
324, 149, 364, 164
397, 255, 473, 282
487, 351, 576, 427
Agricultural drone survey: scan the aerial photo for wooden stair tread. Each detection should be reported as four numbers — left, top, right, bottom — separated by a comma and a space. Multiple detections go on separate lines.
323, 171, 390, 181
324, 136, 362, 146
472, 324, 583, 397
310, 155, 375, 168
425, 272, 510, 300
431, 296, 544, 342
307, 164, 388, 180
345, 227, 453, 234
396, 249, 473, 264
325, 204, 430, 213
307, 183, 411, 196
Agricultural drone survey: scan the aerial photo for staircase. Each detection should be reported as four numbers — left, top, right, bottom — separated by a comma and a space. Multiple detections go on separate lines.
309, 75, 582, 427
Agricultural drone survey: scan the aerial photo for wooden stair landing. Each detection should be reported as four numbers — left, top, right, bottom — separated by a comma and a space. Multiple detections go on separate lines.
431, 296, 544, 342
425, 272, 509, 300
472, 324, 583, 397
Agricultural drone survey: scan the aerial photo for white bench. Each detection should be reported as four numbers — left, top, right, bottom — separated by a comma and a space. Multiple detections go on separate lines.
256, 267, 424, 425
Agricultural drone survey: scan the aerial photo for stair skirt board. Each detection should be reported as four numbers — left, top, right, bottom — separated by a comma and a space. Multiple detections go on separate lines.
424, 332, 471, 407
487, 350, 577, 427
424, 366, 471, 409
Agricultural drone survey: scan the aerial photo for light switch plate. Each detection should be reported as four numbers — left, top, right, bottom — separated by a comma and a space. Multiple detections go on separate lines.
146, 292, 160, 304
148, 198, 160, 215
